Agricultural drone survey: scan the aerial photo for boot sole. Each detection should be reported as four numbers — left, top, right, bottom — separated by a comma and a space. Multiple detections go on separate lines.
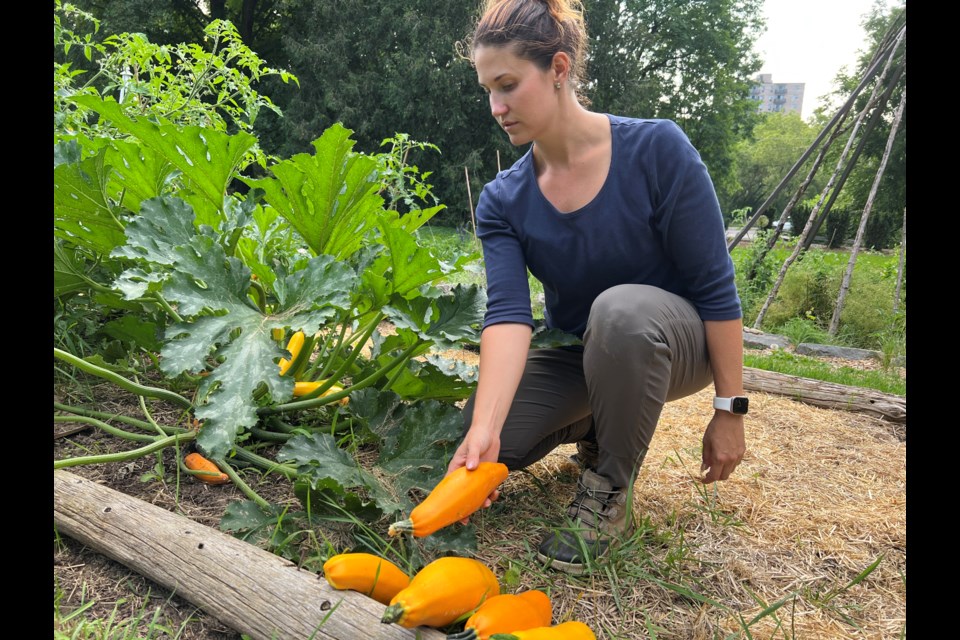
535, 550, 596, 575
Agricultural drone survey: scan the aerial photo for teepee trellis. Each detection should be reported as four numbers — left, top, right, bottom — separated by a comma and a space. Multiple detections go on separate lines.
828, 87, 906, 335
744, 15, 905, 332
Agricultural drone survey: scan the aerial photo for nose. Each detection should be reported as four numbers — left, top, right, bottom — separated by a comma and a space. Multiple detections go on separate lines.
489, 93, 507, 119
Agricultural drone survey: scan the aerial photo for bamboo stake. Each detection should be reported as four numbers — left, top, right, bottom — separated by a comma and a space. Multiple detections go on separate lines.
465, 166, 478, 248
496, 149, 501, 173
828, 88, 906, 335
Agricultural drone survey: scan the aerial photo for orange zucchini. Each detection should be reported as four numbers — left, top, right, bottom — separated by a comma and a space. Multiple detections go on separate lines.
322, 552, 411, 605
447, 590, 552, 640
184, 452, 229, 485
489, 621, 596, 640
388, 462, 509, 537
381, 556, 501, 628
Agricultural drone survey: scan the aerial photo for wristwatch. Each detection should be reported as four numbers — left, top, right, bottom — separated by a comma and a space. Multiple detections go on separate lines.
714, 396, 749, 415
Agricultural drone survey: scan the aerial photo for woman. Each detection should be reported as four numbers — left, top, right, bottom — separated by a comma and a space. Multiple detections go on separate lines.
447, 0, 748, 575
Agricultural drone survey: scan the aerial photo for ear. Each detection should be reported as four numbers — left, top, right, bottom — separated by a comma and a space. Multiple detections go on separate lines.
551, 51, 571, 83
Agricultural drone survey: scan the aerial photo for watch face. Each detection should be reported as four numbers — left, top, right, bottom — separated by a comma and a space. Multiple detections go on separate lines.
732, 397, 749, 414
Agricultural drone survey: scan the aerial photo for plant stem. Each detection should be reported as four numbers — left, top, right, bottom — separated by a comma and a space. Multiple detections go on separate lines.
54, 415, 158, 443
54, 348, 193, 410
150, 293, 184, 323
54, 432, 196, 469
213, 457, 271, 510
54, 402, 187, 434
231, 447, 299, 480
259, 340, 421, 415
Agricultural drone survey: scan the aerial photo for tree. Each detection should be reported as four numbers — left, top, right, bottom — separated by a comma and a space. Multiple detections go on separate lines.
259, 0, 519, 226
584, 0, 765, 205
728, 112, 821, 225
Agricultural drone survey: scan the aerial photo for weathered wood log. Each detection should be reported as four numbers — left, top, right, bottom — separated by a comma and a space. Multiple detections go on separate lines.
53, 470, 446, 640
743, 367, 906, 424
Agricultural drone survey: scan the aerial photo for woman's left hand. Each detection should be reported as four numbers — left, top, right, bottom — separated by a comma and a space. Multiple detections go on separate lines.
700, 412, 746, 483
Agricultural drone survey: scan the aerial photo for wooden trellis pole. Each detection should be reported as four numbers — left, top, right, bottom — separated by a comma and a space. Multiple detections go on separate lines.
752, 24, 906, 330
894, 206, 906, 315
828, 88, 906, 335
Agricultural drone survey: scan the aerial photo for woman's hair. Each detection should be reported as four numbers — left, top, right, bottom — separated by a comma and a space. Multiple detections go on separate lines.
465, 0, 589, 92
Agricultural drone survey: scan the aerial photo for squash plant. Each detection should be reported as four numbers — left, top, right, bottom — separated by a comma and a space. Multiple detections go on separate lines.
53, 91, 490, 554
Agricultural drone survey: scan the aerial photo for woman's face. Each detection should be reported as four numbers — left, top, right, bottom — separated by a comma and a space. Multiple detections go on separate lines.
474, 44, 558, 146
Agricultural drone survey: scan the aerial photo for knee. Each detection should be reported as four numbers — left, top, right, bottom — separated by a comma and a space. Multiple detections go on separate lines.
587, 285, 669, 340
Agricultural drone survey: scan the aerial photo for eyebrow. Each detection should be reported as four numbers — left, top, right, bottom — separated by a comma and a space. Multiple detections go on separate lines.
479, 73, 510, 88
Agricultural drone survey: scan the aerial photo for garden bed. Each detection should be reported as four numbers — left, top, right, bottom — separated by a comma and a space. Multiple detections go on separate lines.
54, 361, 906, 639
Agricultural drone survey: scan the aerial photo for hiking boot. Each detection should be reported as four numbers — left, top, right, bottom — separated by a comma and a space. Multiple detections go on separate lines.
569, 438, 599, 470
537, 468, 634, 574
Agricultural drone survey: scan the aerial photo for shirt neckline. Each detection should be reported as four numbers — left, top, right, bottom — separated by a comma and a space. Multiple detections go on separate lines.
528, 113, 616, 218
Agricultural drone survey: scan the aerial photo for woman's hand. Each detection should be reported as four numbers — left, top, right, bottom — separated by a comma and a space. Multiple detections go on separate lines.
446, 426, 502, 523
700, 411, 745, 483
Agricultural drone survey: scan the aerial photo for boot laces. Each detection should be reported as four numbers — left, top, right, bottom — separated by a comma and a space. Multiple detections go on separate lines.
568, 477, 620, 526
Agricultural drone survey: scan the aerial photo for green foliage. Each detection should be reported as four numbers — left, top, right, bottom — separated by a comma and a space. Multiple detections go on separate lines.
586, 0, 765, 202
771, 317, 833, 347
811, 2, 905, 250
734, 244, 904, 350
733, 229, 778, 319
762, 250, 838, 329
728, 112, 820, 219
376, 133, 442, 213
54, 1, 297, 166
744, 350, 905, 396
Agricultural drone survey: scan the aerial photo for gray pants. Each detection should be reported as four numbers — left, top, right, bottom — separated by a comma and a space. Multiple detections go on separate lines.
462, 284, 714, 488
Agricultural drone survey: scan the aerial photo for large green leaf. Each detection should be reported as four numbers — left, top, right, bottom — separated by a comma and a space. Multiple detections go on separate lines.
112, 197, 197, 267
280, 433, 401, 519
385, 284, 485, 344
242, 123, 383, 260
372, 220, 446, 298
111, 193, 358, 457
383, 356, 476, 402
53, 148, 127, 255
54, 239, 97, 298
105, 138, 177, 215
160, 250, 358, 457
72, 95, 256, 214
375, 399, 464, 502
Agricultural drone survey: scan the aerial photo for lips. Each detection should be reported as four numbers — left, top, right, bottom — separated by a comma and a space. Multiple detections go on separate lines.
501, 120, 517, 131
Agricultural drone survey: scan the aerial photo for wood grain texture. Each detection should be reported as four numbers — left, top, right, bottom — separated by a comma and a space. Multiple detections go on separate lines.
743, 367, 906, 424
53, 470, 446, 640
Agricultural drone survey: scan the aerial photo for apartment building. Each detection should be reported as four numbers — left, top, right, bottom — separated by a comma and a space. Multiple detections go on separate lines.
750, 74, 805, 115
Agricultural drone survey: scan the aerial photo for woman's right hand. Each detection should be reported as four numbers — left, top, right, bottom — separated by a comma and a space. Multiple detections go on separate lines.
446, 426, 502, 523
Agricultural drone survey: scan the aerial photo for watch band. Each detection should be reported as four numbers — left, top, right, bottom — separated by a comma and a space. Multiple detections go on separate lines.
714, 396, 749, 415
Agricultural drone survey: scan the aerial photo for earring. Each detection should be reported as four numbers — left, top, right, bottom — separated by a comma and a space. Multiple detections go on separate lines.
554, 81, 561, 90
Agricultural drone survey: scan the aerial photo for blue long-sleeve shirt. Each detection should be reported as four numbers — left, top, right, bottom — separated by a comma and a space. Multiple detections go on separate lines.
475, 115, 742, 339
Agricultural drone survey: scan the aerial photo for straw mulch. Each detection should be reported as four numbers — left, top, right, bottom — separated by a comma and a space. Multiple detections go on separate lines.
473, 387, 905, 639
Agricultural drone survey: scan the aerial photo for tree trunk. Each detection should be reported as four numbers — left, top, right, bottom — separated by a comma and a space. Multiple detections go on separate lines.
53, 470, 446, 640
743, 367, 905, 425
829, 89, 906, 335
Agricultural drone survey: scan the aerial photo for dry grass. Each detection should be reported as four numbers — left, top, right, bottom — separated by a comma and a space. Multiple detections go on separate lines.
54, 361, 906, 639
470, 388, 905, 639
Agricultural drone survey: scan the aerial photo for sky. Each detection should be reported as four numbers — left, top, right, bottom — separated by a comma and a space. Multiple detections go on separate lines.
754, 0, 887, 120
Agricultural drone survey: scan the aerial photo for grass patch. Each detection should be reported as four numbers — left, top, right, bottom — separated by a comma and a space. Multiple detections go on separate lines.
744, 350, 905, 396
54, 582, 191, 640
